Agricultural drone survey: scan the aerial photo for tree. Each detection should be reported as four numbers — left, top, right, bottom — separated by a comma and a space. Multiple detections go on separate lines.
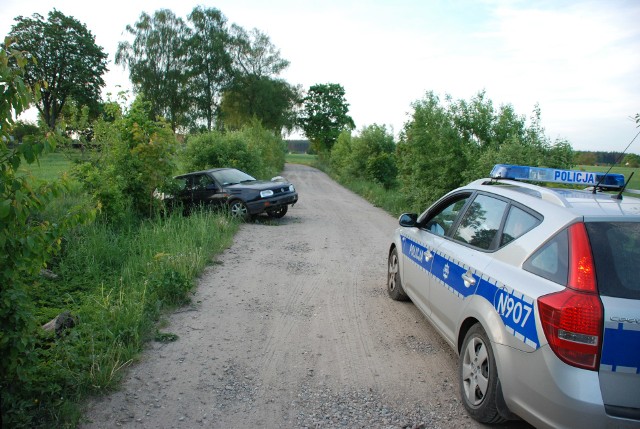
220, 75, 300, 134
219, 25, 297, 134
300, 83, 355, 153
397, 91, 466, 209
9, 10, 108, 130
187, 7, 233, 131
228, 25, 289, 78
623, 153, 640, 168
116, 10, 191, 131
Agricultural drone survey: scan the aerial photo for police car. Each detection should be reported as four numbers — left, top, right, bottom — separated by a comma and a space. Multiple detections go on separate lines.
387, 164, 640, 429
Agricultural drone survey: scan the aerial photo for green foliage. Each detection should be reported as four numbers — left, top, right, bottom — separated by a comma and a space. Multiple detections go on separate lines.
300, 83, 355, 153
575, 151, 598, 166
9, 120, 42, 144
3, 210, 237, 427
228, 24, 290, 78
116, 8, 296, 134
116, 10, 191, 131
397, 91, 572, 209
181, 121, 285, 178
397, 92, 467, 210
187, 7, 233, 131
73, 94, 179, 220
623, 153, 640, 168
330, 125, 397, 189
9, 10, 108, 129
220, 76, 300, 135
1, 40, 95, 428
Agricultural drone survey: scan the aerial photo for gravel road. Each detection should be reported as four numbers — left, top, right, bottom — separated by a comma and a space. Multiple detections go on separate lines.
82, 164, 532, 429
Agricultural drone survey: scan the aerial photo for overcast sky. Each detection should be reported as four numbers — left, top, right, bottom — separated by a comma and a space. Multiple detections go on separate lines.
2, 0, 639, 152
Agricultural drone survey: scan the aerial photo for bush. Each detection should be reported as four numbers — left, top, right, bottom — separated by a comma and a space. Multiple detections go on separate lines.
73, 95, 179, 220
181, 121, 286, 179
329, 125, 397, 188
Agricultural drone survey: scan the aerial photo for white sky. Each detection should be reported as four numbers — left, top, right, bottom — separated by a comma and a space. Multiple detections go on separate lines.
1, 0, 639, 152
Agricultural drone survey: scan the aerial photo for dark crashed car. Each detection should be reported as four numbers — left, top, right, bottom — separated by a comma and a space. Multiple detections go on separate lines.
165, 168, 298, 219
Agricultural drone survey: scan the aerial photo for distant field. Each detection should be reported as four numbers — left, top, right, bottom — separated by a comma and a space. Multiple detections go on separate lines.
19, 151, 75, 182
286, 153, 317, 166
578, 165, 640, 190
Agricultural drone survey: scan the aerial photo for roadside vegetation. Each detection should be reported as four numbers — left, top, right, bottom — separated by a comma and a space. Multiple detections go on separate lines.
2, 5, 639, 429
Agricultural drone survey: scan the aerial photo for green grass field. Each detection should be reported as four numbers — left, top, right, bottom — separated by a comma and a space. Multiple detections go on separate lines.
285, 153, 317, 166
19, 151, 76, 182
578, 165, 640, 190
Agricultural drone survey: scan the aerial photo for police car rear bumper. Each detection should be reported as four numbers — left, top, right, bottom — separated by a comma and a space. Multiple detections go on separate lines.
495, 343, 639, 429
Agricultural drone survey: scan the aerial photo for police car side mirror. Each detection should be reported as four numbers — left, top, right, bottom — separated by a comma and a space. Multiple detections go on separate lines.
399, 213, 418, 227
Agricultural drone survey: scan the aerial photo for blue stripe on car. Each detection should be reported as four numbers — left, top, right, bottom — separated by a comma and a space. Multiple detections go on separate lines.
401, 234, 539, 349
601, 323, 640, 373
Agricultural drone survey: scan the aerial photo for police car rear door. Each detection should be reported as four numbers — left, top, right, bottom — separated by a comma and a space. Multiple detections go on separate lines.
587, 221, 640, 419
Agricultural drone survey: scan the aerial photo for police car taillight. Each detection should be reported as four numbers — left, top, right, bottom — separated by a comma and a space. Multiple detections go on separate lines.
537, 223, 603, 371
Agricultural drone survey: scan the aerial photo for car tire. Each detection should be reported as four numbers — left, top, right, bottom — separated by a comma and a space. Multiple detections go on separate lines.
387, 247, 409, 301
229, 200, 251, 221
266, 205, 288, 218
459, 323, 506, 424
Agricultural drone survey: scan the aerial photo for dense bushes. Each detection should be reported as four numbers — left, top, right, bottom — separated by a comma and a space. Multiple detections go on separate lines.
180, 120, 286, 179
330, 124, 397, 188
327, 91, 574, 213
397, 91, 573, 209
73, 96, 179, 221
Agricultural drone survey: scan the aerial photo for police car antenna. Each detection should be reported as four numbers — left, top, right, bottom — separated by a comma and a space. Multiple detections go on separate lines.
592, 128, 640, 194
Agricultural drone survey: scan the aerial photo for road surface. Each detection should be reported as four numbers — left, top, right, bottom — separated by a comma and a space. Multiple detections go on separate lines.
82, 164, 531, 428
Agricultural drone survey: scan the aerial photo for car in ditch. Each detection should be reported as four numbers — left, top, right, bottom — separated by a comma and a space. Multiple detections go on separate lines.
387, 164, 640, 429
164, 168, 298, 220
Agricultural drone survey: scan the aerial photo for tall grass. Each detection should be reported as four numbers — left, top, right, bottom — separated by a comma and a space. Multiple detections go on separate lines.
11, 210, 238, 428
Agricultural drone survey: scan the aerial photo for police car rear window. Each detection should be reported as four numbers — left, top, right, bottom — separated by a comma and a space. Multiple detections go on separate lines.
523, 229, 569, 286
586, 222, 640, 300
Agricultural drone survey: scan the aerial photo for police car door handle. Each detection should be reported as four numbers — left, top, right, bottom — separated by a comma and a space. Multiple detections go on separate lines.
461, 272, 476, 287
424, 251, 433, 261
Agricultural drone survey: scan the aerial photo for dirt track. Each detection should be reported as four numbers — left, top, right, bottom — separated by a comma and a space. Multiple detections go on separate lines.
82, 164, 529, 428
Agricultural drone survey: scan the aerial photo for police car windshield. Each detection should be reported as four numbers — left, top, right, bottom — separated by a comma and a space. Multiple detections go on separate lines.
586, 222, 640, 300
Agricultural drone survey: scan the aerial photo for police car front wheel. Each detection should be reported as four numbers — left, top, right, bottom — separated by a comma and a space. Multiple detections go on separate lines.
459, 324, 506, 424
387, 248, 409, 301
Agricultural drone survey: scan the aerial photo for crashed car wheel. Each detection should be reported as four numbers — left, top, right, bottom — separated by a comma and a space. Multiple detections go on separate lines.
229, 200, 250, 220
266, 206, 288, 218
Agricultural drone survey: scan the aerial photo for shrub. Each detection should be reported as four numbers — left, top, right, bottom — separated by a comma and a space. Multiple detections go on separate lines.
73, 95, 179, 220
181, 121, 286, 179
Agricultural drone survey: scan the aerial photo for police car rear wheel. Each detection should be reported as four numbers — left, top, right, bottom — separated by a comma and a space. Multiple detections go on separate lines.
459, 324, 505, 424
387, 248, 409, 301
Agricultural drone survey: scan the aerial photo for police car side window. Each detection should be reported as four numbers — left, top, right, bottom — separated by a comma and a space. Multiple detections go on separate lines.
452, 195, 507, 250
523, 229, 569, 285
423, 194, 471, 237
500, 206, 540, 246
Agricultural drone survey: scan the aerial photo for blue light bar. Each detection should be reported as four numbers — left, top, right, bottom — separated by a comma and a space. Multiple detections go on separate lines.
490, 164, 626, 189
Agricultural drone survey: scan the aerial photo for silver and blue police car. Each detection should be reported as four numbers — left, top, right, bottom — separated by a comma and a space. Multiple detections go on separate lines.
387, 164, 640, 429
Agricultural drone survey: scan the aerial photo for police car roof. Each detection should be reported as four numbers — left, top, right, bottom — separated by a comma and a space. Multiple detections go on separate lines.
464, 178, 640, 219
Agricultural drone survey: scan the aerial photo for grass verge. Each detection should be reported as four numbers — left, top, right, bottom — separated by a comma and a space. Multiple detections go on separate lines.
5, 209, 238, 428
